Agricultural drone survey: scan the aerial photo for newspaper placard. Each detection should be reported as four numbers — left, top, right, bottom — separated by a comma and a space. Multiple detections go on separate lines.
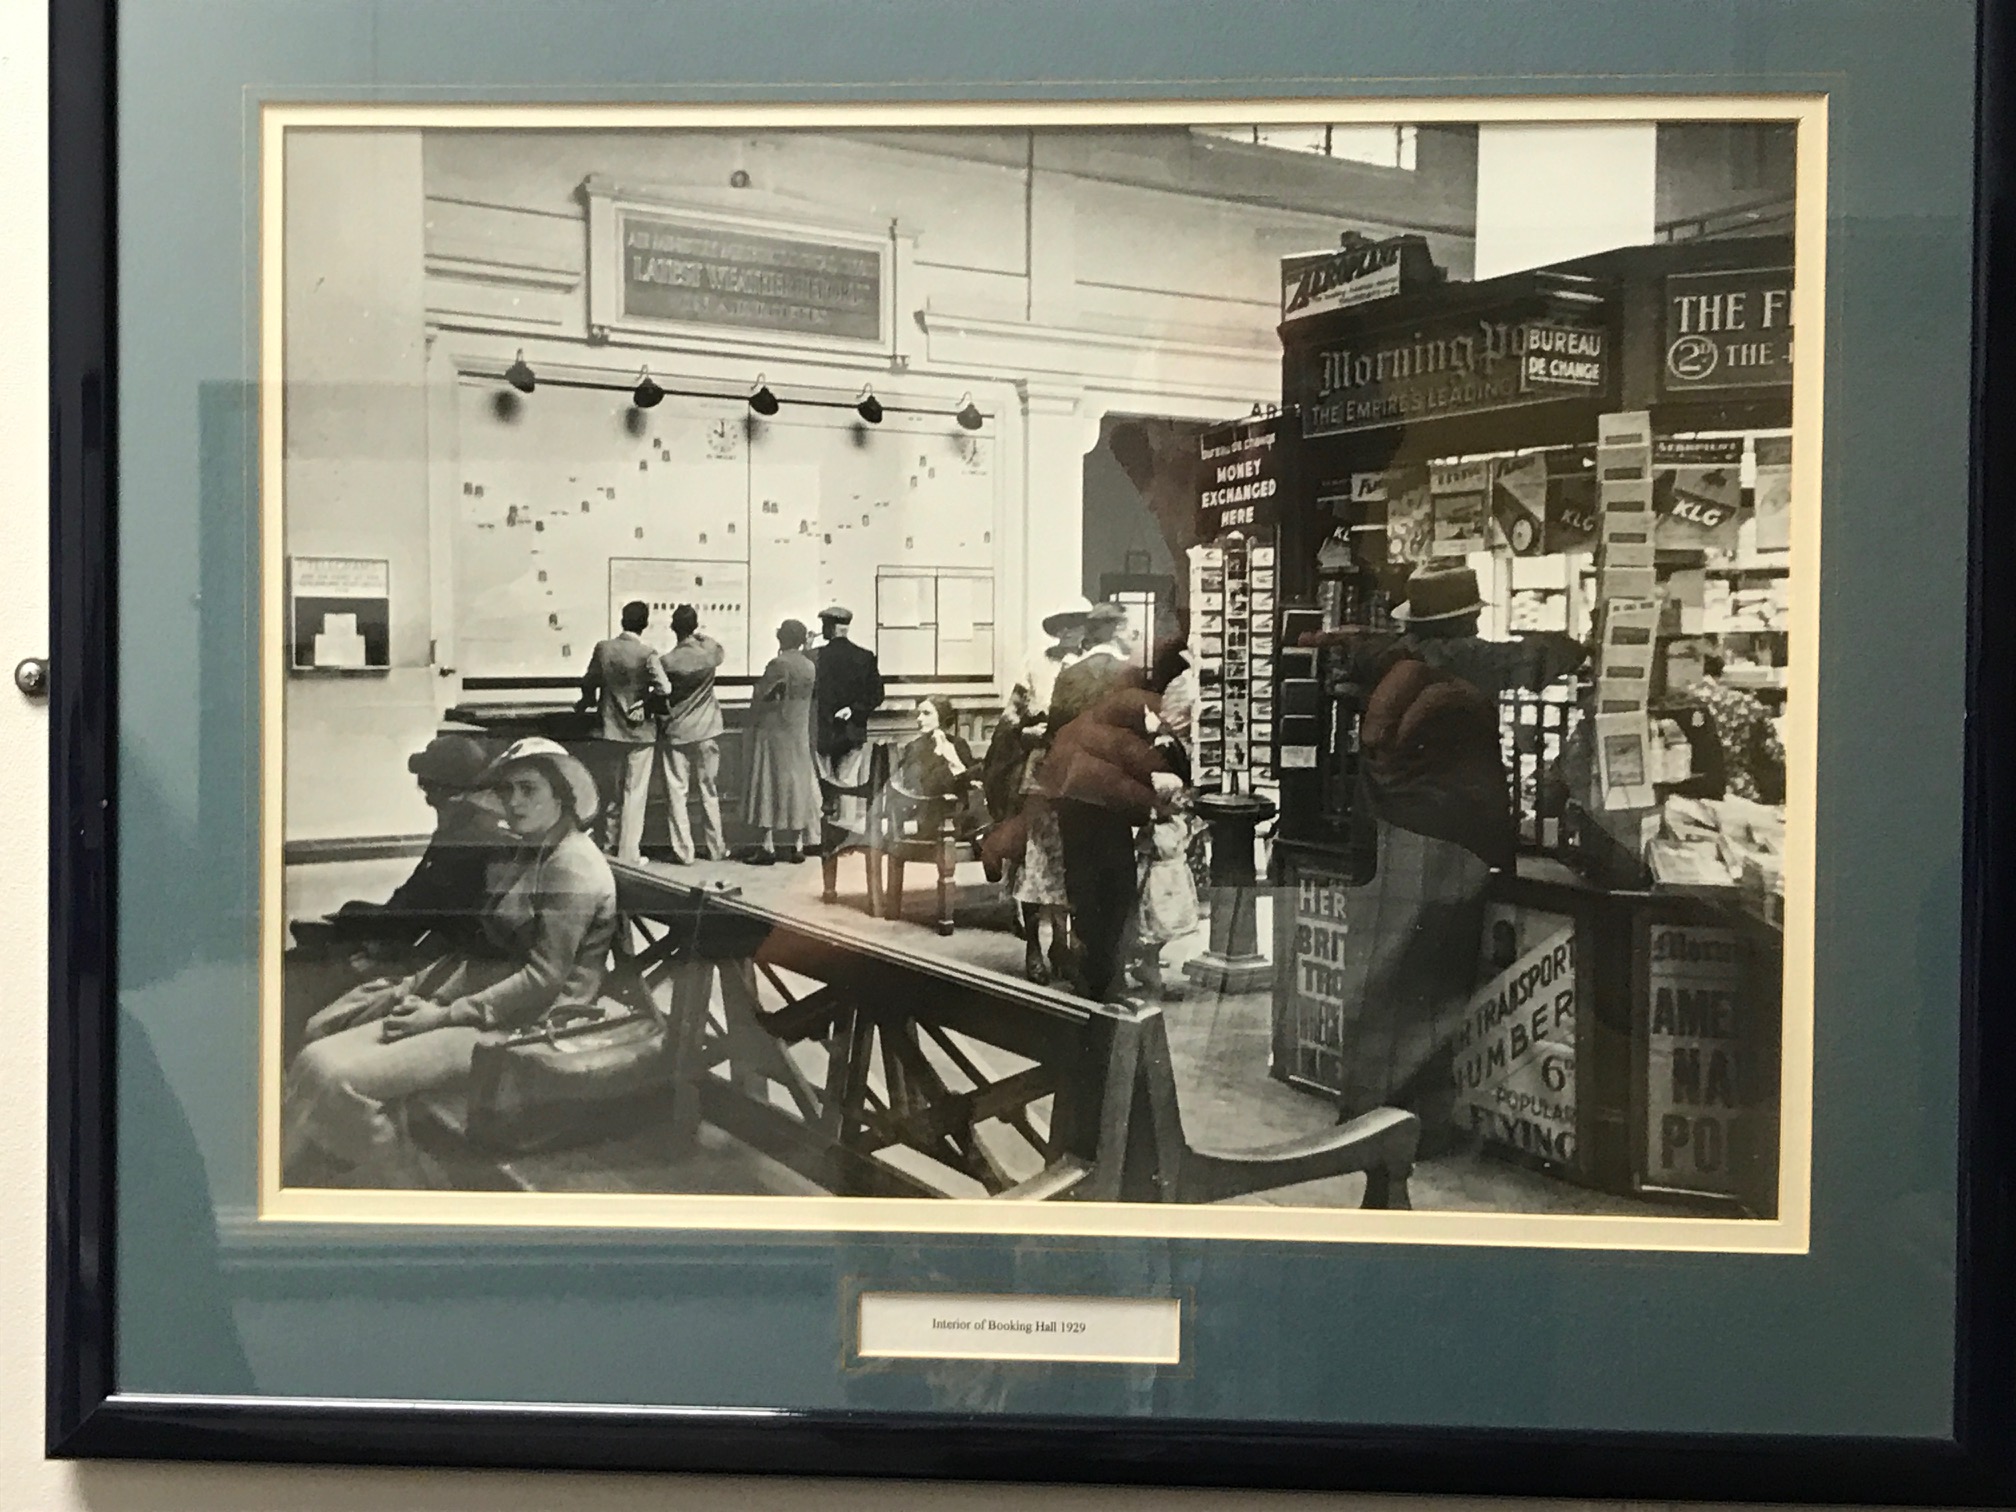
1451, 919, 1578, 1166
1642, 924, 1760, 1200
1430, 460, 1491, 555
1753, 433, 1793, 552
1491, 453, 1548, 555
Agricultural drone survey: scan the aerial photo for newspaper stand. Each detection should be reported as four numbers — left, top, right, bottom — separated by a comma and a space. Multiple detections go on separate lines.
1262, 234, 1793, 1214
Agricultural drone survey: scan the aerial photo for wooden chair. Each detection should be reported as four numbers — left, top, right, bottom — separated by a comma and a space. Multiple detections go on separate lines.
870, 779, 991, 937
819, 742, 889, 909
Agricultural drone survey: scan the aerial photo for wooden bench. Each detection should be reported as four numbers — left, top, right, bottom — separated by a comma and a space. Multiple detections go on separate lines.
1000, 1005, 1418, 1207
405, 878, 1419, 1210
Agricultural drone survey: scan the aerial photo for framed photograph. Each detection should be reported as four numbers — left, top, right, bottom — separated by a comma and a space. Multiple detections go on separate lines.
47, 0, 2016, 1500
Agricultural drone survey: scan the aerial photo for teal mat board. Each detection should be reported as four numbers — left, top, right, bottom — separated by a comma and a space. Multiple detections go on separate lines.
110, 0, 1972, 1438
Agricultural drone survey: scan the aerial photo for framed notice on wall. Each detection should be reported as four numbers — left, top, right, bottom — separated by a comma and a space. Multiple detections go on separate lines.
287, 555, 389, 671
581, 178, 898, 355
42, 0, 2016, 1504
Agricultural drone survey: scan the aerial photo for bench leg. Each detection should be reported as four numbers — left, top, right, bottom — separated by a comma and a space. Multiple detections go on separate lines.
666, 956, 715, 1154
883, 856, 905, 921
820, 849, 839, 904
1361, 1164, 1412, 1210
1358, 1117, 1418, 1210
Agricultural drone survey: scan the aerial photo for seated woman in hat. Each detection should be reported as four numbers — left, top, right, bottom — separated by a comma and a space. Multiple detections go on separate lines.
282, 737, 618, 1185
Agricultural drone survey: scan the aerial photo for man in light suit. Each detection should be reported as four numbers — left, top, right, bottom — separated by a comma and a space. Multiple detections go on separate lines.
579, 600, 670, 863
656, 603, 729, 864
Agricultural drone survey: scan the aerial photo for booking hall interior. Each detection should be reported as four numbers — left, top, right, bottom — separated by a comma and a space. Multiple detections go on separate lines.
278, 117, 1798, 1214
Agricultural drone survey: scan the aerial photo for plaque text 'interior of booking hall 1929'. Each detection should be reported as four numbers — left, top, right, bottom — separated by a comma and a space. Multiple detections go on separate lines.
621, 212, 883, 341
855, 1293, 1182, 1366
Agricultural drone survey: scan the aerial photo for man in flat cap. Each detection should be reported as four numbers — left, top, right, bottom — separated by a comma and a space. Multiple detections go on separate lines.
810, 604, 886, 870
370, 734, 513, 935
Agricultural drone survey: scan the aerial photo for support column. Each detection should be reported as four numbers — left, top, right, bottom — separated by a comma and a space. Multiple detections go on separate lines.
1018, 381, 1103, 648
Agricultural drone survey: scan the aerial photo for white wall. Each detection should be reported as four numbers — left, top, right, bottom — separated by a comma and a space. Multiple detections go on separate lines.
1473, 122, 1657, 278
1656, 121, 1798, 232
405, 126, 1395, 688
283, 130, 445, 843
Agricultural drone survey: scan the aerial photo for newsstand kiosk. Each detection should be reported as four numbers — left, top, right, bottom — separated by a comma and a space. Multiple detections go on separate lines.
1260, 235, 1794, 1217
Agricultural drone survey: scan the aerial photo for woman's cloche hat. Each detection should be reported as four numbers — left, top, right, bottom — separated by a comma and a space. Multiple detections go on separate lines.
480, 736, 602, 828
1041, 596, 1094, 637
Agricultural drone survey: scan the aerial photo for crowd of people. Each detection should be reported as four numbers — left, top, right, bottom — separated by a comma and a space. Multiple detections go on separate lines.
278, 538, 1793, 1190
978, 599, 1202, 1001
580, 599, 888, 867
572, 592, 1211, 1002
275, 561, 1626, 1186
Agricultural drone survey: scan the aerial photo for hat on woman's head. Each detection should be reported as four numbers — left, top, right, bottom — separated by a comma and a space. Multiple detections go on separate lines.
1393, 560, 1488, 624
480, 736, 602, 827
1041, 596, 1094, 637
1083, 601, 1130, 636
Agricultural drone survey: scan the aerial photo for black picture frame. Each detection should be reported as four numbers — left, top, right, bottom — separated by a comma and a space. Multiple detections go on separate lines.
44, 0, 2016, 1499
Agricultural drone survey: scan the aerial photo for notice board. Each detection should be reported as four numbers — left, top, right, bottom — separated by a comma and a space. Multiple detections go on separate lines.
453, 380, 996, 682
288, 555, 390, 671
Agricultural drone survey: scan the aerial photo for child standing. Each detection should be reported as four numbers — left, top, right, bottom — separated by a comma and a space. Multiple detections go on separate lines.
1126, 692, 1200, 1001
1129, 791, 1201, 1000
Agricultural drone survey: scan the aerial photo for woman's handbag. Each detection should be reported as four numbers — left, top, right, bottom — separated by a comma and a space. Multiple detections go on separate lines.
464, 1000, 675, 1155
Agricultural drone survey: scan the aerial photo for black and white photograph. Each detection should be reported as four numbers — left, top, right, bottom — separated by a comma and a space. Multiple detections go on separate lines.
267, 104, 1817, 1246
